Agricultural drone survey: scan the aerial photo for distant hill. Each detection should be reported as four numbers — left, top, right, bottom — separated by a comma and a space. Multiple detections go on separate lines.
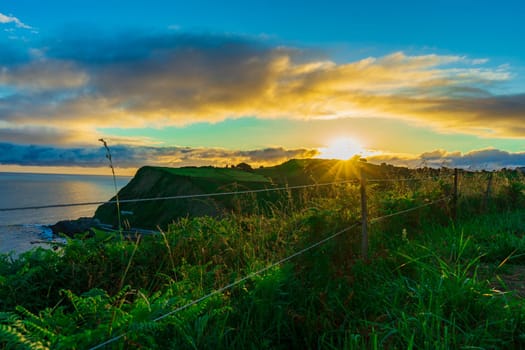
93, 158, 436, 230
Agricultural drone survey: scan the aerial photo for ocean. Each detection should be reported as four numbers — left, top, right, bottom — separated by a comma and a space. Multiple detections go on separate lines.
0, 172, 131, 256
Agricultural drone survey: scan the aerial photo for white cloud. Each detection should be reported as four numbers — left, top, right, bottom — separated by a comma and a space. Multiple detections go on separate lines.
0, 12, 31, 29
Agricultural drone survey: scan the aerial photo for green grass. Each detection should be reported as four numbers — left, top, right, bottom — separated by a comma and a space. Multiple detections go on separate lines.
1, 167, 525, 349
159, 166, 271, 183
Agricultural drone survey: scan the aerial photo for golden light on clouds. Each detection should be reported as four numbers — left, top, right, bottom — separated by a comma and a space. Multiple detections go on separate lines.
2, 43, 522, 147
318, 137, 369, 160
0, 7, 523, 177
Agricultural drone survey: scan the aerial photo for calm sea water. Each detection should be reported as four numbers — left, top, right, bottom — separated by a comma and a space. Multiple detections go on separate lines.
0, 172, 131, 256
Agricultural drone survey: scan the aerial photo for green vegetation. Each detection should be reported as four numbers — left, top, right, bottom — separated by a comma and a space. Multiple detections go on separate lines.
1, 161, 525, 349
159, 166, 270, 183
93, 158, 449, 229
94, 165, 275, 229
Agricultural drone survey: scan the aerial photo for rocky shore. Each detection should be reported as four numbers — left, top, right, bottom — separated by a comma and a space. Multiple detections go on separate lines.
48, 217, 102, 237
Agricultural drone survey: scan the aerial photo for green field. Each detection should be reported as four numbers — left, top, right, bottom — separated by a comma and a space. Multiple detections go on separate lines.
1, 163, 525, 349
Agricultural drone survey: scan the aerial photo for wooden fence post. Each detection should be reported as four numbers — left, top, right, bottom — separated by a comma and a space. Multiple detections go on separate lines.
360, 164, 368, 260
452, 168, 459, 221
484, 172, 493, 212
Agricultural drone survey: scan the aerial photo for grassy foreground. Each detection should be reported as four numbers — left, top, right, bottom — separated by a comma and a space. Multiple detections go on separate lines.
1, 173, 525, 349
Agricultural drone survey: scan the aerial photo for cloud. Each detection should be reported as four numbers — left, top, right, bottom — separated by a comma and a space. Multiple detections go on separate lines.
0, 126, 79, 144
0, 31, 524, 145
239, 147, 319, 162
367, 148, 525, 169
1, 142, 522, 171
0, 59, 88, 91
0, 12, 31, 29
0, 143, 319, 168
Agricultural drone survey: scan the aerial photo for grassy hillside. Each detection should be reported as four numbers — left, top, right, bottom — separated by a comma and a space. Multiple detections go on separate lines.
2, 161, 523, 348
94, 158, 428, 229
256, 158, 364, 185
1, 183, 525, 348
159, 166, 270, 183
94, 166, 273, 229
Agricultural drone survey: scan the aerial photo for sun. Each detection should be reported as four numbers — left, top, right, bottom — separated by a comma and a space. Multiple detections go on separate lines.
318, 137, 365, 160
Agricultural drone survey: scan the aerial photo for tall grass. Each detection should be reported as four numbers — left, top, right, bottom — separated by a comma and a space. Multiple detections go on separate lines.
1, 169, 524, 348
99, 138, 122, 233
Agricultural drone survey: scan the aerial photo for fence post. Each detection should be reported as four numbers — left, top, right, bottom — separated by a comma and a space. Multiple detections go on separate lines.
484, 171, 493, 212
452, 168, 459, 221
360, 164, 368, 260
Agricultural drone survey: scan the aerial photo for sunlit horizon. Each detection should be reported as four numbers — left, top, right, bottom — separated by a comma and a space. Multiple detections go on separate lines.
317, 137, 381, 161
0, 2, 524, 173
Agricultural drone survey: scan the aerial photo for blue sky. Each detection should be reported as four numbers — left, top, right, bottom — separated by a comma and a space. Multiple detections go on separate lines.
0, 0, 524, 174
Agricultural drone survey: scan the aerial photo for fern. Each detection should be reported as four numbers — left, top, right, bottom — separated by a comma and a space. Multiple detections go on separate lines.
0, 323, 32, 350
0, 321, 50, 350
14, 306, 55, 339
0, 312, 18, 323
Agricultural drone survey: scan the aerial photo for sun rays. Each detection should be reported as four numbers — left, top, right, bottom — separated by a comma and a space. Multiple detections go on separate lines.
318, 137, 366, 160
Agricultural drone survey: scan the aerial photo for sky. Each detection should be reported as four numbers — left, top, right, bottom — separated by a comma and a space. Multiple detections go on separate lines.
0, 0, 524, 175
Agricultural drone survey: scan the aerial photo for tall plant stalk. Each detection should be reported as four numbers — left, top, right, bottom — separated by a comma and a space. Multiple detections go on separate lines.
99, 138, 122, 233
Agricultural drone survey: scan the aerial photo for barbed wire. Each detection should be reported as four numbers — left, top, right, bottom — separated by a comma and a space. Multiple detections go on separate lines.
0, 179, 359, 212
88, 222, 360, 350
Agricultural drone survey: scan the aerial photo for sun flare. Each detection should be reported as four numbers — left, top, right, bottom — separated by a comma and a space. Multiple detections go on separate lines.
318, 137, 366, 160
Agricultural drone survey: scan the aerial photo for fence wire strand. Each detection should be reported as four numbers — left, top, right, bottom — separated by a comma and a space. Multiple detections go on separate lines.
0, 179, 359, 212
366, 174, 454, 183
89, 193, 451, 349
88, 222, 360, 350
3, 170, 459, 349
370, 196, 451, 224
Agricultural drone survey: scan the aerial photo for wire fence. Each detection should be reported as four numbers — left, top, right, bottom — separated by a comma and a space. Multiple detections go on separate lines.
369, 196, 451, 224
0, 179, 360, 212
366, 174, 453, 183
87, 189, 454, 349
0, 175, 453, 213
87, 171, 460, 349
89, 222, 361, 350
2, 166, 524, 349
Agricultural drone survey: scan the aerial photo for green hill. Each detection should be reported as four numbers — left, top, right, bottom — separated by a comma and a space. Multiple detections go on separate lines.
94, 158, 428, 230
94, 165, 271, 229
255, 158, 362, 185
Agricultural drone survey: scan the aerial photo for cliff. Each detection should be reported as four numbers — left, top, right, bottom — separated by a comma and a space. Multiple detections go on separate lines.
94, 165, 272, 229
93, 159, 381, 230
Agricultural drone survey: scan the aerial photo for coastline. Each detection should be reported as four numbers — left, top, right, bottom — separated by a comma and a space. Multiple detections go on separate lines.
0, 223, 63, 257
0, 172, 131, 257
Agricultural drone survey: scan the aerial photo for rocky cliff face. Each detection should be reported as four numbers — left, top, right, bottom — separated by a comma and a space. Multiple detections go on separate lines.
49, 217, 101, 237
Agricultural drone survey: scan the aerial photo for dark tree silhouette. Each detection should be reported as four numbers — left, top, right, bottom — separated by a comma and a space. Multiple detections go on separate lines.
235, 162, 253, 172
